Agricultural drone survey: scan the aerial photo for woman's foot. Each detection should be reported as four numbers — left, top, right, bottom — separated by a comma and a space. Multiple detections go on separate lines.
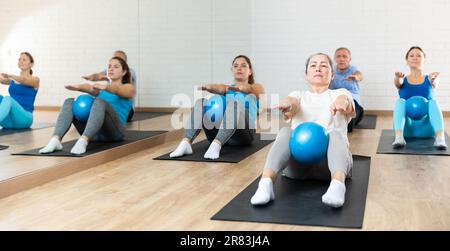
204, 141, 222, 159
170, 140, 193, 158
250, 178, 275, 205
322, 179, 346, 208
392, 135, 406, 149
39, 138, 63, 154
434, 134, 448, 150
70, 137, 89, 155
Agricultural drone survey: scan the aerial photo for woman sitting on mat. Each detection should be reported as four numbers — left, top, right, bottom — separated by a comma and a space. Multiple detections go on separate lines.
40, 57, 135, 155
0, 52, 39, 129
392, 46, 447, 150
250, 53, 355, 208
170, 55, 265, 160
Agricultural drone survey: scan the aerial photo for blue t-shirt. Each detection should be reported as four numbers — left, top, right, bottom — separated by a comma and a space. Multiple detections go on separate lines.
398, 75, 434, 100
8, 80, 38, 113
102, 68, 137, 106
330, 65, 361, 104
226, 84, 259, 124
98, 90, 133, 125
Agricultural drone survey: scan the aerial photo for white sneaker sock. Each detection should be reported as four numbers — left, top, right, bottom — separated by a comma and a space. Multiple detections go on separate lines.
250, 178, 275, 205
39, 138, 63, 154
70, 138, 89, 155
434, 135, 448, 150
169, 140, 193, 158
392, 135, 406, 148
204, 141, 222, 160
322, 180, 346, 208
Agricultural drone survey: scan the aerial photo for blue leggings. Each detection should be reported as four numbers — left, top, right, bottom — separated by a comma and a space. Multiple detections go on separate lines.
393, 98, 444, 138
0, 95, 33, 129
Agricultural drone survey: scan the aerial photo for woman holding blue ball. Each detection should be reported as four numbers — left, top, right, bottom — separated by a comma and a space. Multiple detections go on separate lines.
169, 55, 265, 159
392, 46, 446, 149
251, 53, 355, 208
39, 57, 135, 155
0, 52, 39, 129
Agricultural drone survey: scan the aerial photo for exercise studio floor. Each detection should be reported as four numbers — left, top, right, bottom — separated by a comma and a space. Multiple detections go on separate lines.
0, 111, 449, 231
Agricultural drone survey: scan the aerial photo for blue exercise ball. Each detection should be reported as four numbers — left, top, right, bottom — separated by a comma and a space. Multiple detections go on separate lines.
73, 95, 94, 122
204, 95, 226, 123
289, 122, 329, 165
406, 96, 428, 120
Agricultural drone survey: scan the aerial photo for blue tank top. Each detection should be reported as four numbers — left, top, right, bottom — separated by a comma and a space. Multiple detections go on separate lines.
226, 84, 260, 123
98, 90, 132, 125
8, 80, 38, 113
399, 75, 434, 100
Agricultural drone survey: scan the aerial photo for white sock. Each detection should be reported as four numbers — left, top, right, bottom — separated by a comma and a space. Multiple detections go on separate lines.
39, 138, 63, 154
250, 178, 275, 205
322, 180, 346, 208
392, 134, 406, 148
204, 141, 222, 160
70, 138, 89, 155
169, 140, 193, 158
434, 135, 447, 150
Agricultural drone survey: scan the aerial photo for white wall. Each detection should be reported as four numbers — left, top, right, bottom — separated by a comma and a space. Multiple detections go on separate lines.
250, 0, 450, 110
1, 0, 450, 110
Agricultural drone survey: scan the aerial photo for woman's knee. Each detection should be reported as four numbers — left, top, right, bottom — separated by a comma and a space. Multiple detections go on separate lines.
1, 96, 13, 103
63, 98, 75, 104
276, 126, 292, 141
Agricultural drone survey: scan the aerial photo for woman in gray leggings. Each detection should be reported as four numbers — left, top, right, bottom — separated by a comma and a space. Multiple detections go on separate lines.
170, 55, 265, 159
40, 57, 135, 155
251, 53, 355, 208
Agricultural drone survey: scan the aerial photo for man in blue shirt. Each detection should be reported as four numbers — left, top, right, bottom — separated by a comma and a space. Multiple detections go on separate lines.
330, 47, 364, 132
83, 50, 137, 122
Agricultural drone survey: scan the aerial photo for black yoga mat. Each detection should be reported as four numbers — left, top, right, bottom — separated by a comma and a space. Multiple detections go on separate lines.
131, 112, 171, 122
376, 130, 450, 156
0, 145, 9, 151
154, 134, 275, 163
0, 122, 55, 137
354, 115, 377, 130
12, 130, 167, 157
211, 155, 371, 229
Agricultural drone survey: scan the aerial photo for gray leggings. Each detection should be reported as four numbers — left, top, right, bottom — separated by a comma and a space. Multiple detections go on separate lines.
184, 98, 256, 146
265, 127, 352, 181
53, 97, 126, 142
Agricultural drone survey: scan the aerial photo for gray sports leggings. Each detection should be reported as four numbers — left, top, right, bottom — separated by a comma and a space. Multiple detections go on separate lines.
184, 98, 256, 146
265, 127, 352, 180
53, 98, 126, 142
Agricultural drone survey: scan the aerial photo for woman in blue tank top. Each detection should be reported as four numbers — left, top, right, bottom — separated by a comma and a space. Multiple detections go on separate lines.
170, 55, 265, 160
0, 52, 39, 129
392, 46, 446, 150
40, 57, 135, 155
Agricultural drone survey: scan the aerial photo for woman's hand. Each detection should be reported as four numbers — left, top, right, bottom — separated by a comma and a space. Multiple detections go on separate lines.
1, 73, 11, 79
330, 95, 352, 116
429, 72, 440, 83
273, 99, 295, 120
92, 83, 107, 91
395, 71, 405, 79
65, 84, 81, 91
198, 85, 209, 91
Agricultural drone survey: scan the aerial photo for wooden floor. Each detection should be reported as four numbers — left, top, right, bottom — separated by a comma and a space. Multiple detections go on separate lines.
0, 112, 449, 230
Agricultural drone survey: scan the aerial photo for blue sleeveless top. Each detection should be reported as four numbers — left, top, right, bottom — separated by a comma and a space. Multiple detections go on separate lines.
8, 80, 38, 113
98, 90, 132, 125
399, 75, 434, 100
225, 84, 260, 123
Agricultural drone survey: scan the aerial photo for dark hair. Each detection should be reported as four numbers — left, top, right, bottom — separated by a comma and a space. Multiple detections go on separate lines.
232, 55, 255, 84
110, 56, 131, 84
405, 46, 426, 60
21, 52, 34, 75
114, 50, 128, 62
335, 47, 351, 57
305, 53, 334, 74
